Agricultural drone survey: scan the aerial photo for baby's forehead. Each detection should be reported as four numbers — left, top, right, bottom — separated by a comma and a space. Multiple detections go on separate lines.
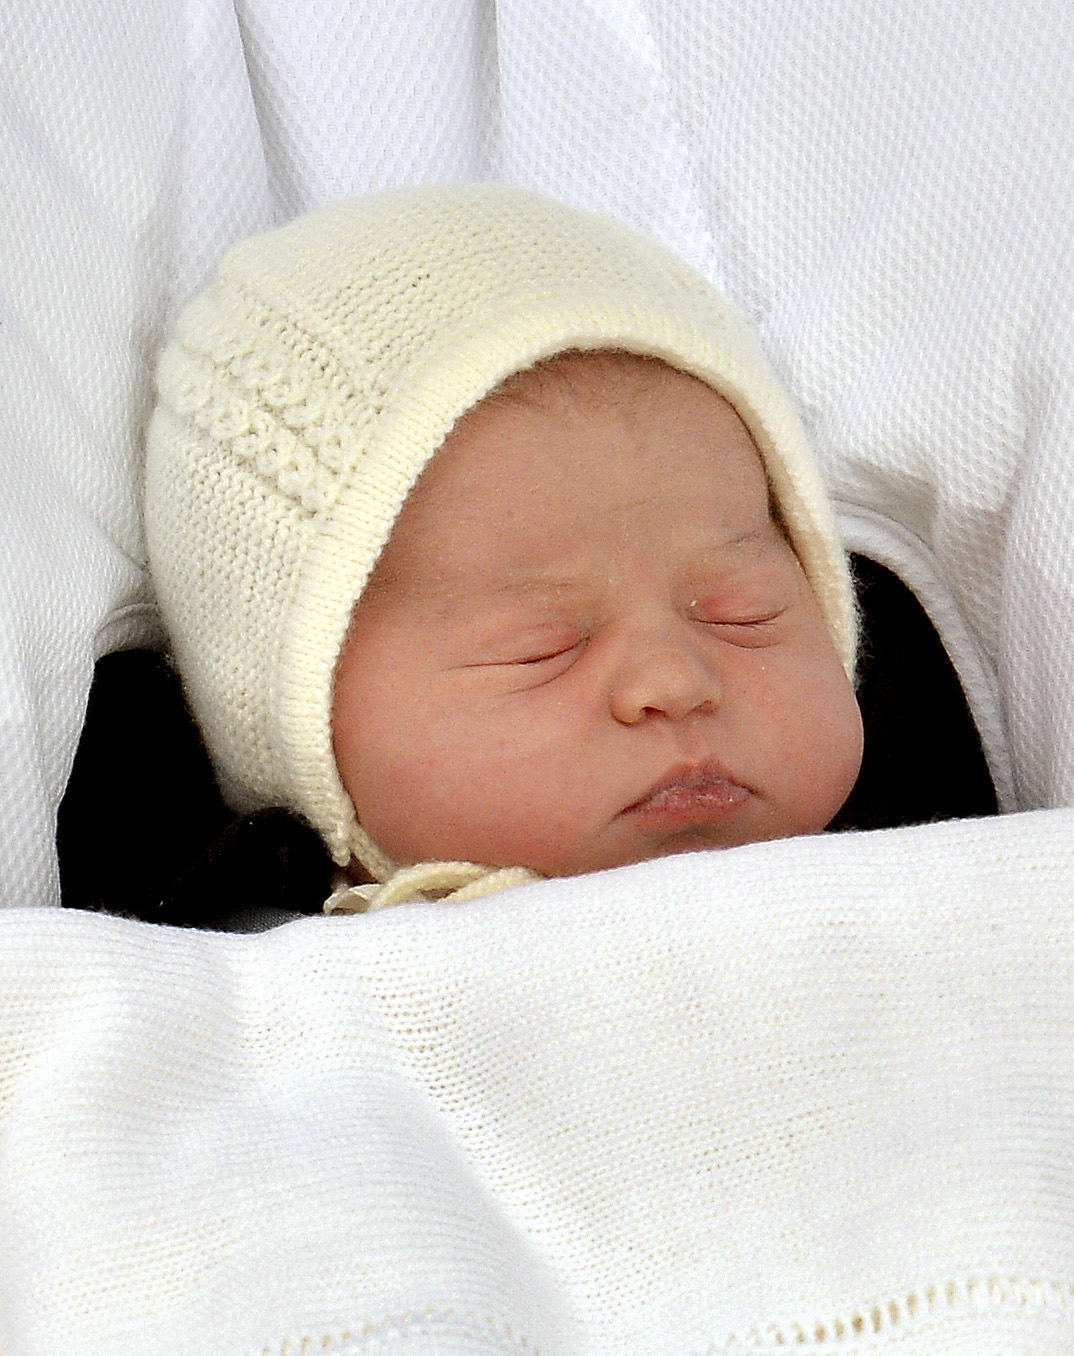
484, 348, 682, 416
372, 351, 783, 598
438, 349, 783, 531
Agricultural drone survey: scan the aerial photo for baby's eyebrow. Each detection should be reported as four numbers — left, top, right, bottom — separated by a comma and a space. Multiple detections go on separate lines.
478, 533, 782, 604
690, 526, 793, 568
402, 574, 581, 623
395, 527, 786, 616
489, 576, 582, 599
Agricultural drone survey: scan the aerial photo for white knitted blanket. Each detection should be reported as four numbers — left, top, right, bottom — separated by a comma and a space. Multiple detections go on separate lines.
4, 0, 1074, 1350
3, 809, 1074, 1354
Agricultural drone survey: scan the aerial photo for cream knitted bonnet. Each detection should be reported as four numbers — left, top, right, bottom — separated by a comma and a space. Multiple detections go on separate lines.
146, 183, 856, 899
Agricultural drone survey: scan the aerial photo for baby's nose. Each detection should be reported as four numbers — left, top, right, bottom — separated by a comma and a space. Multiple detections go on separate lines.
609, 630, 722, 725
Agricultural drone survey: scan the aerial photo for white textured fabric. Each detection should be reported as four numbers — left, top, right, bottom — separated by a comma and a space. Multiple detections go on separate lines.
4, 811, 1074, 1354
0, 0, 490, 906
0, 0, 275, 906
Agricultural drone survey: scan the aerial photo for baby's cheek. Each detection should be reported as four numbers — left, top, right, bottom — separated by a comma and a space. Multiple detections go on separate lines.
793, 675, 863, 831
352, 724, 521, 865
486, 796, 590, 875
432, 730, 596, 873
832, 687, 865, 801
745, 636, 860, 825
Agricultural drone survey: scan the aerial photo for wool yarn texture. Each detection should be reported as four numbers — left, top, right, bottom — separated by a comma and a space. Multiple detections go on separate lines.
145, 182, 855, 882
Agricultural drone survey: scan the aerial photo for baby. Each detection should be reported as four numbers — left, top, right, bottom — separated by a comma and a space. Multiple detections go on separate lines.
146, 184, 862, 910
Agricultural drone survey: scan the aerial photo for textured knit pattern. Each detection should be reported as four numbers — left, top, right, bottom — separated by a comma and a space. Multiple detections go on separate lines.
146, 184, 855, 874
3, 809, 1074, 1354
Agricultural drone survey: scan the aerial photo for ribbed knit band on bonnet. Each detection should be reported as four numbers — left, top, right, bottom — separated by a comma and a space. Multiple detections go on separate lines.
146, 183, 856, 884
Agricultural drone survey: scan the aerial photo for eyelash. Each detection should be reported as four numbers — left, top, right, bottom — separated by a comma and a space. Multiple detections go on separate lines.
505, 609, 788, 660
693, 609, 788, 643
477, 595, 790, 677
701, 611, 784, 626
514, 640, 584, 666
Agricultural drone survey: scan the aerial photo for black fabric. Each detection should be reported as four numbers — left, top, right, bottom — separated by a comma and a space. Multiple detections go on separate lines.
57, 555, 997, 926
828, 556, 998, 832
55, 652, 334, 924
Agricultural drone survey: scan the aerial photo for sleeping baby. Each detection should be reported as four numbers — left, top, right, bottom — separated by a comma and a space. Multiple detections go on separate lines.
145, 183, 862, 911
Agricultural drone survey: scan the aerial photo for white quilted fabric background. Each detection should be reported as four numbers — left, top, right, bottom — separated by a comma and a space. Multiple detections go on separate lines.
0, 0, 268, 907
233, 0, 493, 219
0, 0, 491, 905
5, 0, 1074, 903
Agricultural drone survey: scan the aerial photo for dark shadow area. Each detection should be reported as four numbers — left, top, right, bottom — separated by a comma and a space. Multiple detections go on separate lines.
57, 555, 996, 926
55, 651, 334, 926
828, 556, 998, 832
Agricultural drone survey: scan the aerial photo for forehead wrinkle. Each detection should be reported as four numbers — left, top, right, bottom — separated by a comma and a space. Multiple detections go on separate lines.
683, 526, 789, 573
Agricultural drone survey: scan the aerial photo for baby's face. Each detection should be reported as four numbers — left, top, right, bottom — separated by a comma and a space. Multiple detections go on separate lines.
333, 354, 862, 878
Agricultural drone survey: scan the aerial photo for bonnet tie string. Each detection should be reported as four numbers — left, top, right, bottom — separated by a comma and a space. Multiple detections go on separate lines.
324, 860, 539, 913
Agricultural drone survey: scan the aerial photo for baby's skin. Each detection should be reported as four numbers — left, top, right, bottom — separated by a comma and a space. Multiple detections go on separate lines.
332, 351, 863, 878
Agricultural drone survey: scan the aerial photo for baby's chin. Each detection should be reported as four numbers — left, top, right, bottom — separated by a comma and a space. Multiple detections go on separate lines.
443, 824, 761, 880
374, 796, 838, 881
507, 810, 839, 877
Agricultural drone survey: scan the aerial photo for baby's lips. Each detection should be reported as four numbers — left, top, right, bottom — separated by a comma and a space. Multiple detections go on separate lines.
622, 759, 752, 821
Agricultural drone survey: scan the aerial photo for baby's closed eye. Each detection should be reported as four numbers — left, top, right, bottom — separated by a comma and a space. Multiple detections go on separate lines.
686, 589, 795, 645
512, 639, 587, 666
463, 624, 588, 675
